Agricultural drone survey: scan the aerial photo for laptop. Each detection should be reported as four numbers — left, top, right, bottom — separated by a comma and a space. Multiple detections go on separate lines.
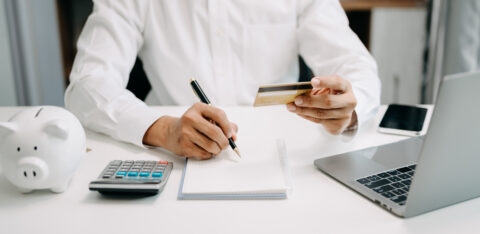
314, 71, 480, 218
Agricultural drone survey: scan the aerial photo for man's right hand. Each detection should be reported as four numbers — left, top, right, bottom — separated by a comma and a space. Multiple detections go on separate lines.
142, 103, 238, 160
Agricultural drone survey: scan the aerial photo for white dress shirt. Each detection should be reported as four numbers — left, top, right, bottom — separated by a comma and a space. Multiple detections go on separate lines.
65, 0, 381, 147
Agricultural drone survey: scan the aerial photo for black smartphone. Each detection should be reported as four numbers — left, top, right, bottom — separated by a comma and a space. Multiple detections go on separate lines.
378, 104, 428, 136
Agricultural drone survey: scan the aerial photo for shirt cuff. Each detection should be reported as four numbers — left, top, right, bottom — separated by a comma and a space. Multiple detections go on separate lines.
116, 104, 162, 148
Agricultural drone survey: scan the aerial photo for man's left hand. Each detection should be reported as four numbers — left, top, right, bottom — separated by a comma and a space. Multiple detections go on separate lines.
286, 76, 357, 135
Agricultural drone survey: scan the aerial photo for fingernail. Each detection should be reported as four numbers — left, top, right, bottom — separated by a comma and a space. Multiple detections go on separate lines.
312, 78, 320, 87
295, 97, 303, 105
287, 104, 296, 111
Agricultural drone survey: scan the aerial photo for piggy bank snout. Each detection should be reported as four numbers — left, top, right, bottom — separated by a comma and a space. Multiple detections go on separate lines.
17, 157, 49, 182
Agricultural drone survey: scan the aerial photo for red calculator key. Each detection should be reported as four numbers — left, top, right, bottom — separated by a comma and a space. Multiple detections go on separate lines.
158, 161, 168, 164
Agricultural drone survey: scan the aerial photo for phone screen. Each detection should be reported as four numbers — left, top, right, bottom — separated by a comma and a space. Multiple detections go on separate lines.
379, 104, 427, 132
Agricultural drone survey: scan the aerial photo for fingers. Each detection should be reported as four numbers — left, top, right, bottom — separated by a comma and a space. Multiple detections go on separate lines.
190, 129, 222, 154
231, 122, 238, 133
286, 74, 357, 135
185, 142, 214, 160
294, 79, 357, 110
311, 76, 349, 92
294, 93, 351, 109
230, 122, 238, 141
179, 103, 237, 157
198, 103, 234, 138
194, 118, 230, 151
287, 104, 352, 120
297, 114, 323, 124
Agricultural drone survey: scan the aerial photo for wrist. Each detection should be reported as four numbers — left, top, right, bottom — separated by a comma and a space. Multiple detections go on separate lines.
142, 116, 176, 147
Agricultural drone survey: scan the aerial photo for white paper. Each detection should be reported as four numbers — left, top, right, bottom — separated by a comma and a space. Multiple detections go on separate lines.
182, 139, 289, 195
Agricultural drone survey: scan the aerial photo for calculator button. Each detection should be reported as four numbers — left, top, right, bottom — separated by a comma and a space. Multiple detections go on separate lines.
111, 160, 122, 166
115, 175, 124, 179
129, 169, 140, 172
117, 171, 127, 176
140, 172, 150, 177
103, 174, 112, 178
128, 172, 139, 177
158, 161, 168, 164
152, 172, 163, 178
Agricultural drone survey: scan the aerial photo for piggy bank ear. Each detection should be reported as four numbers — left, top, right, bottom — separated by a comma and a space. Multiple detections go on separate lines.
0, 122, 17, 138
44, 120, 69, 140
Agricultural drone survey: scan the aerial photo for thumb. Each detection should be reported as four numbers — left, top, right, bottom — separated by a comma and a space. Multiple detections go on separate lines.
230, 123, 238, 141
311, 77, 331, 95
311, 77, 321, 89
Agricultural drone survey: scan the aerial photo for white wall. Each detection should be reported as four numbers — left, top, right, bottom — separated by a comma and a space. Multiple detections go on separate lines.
370, 8, 427, 105
0, 0, 17, 106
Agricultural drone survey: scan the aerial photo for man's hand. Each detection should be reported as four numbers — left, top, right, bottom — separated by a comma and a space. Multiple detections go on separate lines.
286, 76, 357, 135
143, 103, 238, 160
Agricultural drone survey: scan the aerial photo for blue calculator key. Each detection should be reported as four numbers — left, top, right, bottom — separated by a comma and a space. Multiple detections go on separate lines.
139, 172, 150, 177
128, 172, 139, 177
116, 171, 127, 176
152, 172, 163, 178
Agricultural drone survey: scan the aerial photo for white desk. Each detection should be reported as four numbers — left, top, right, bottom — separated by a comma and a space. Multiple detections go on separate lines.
1, 105, 479, 234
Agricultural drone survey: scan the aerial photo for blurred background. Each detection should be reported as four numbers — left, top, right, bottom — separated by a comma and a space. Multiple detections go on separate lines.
0, 0, 479, 106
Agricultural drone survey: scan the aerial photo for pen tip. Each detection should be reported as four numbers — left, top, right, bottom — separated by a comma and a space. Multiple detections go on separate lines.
234, 148, 241, 158
189, 77, 196, 82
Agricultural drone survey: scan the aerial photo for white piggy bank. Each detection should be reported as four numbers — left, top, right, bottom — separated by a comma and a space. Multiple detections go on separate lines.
0, 106, 86, 193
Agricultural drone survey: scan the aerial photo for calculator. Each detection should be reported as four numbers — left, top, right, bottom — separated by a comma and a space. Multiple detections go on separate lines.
89, 160, 173, 194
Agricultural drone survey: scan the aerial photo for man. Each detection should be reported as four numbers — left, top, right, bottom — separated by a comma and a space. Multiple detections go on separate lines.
65, 0, 380, 160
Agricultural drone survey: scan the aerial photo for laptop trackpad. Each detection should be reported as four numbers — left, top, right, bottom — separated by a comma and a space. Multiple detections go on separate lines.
315, 136, 424, 181
370, 136, 423, 169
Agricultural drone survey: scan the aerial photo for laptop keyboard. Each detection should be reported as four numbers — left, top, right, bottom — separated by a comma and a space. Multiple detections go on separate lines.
356, 164, 416, 206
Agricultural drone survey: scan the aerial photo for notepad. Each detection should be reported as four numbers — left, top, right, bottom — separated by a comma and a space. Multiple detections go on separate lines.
178, 139, 292, 199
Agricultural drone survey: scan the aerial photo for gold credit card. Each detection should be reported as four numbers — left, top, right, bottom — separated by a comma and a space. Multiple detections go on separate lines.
253, 82, 313, 107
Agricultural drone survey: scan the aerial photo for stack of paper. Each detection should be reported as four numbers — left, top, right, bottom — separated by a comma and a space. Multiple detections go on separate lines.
178, 139, 292, 199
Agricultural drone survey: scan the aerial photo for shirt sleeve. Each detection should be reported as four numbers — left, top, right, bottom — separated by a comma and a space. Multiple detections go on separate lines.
64, 0, 160, 148
296, 0, 381, 132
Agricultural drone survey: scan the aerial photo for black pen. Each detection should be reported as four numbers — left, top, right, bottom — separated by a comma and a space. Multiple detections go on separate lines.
189, 78, 241, 158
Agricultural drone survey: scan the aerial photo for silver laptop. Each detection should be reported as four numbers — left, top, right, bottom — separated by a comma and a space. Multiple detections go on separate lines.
314, 71, 480, 218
